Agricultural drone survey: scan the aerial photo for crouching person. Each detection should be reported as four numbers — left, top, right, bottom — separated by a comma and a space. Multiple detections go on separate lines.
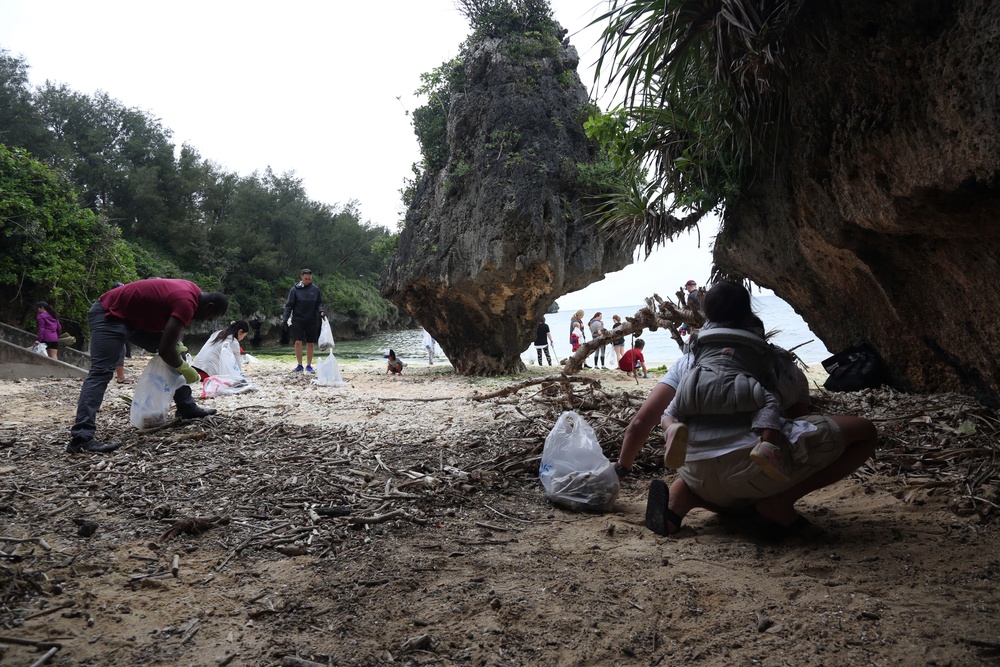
68, 279, 228, 454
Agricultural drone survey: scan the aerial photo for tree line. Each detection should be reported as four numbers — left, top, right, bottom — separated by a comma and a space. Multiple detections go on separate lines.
0, 48, 401, 339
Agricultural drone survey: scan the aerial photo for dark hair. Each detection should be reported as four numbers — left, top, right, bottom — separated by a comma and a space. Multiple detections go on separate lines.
301, 268, 312, 275
634, 338, 645, 349
197, 292, 229, 320
210, 320, 249, 345
387, 349, 396, 359
36, 301, 59, 320
703, 282, 755, 326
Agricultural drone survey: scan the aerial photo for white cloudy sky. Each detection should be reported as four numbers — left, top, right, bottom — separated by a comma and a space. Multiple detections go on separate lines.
0, 0, 720, 309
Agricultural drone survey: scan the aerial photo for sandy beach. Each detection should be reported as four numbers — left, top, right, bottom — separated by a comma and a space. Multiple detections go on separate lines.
1, 356, 997, 665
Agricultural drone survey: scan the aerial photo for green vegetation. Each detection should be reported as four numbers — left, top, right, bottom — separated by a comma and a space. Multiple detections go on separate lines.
410, 0, 563, 177
0, 144, 135, 326
587, 0, 809, 256
456, 0, 555, 40
0, 48, 399, 334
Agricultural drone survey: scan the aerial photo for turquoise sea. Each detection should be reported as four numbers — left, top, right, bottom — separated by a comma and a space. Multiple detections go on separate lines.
313, 295, 830, 369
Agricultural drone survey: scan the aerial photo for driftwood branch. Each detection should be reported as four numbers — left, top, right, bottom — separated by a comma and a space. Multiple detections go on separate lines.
471, 374, 601, 401
563, 294, 704, 374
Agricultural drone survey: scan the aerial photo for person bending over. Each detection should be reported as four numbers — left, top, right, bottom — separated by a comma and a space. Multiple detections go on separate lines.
193, 320, 249, 380
68, 279, 228, 454
618, 339, 647, 378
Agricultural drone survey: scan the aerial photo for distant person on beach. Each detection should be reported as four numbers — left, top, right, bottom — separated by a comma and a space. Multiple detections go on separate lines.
422, 329, 437, 365
193, 320, 249, 380
33, 301, 62, 360
282, 269, 325, 373
681, 279, 703, 351
68, 279, 228, 454
535, 319, 554, 366
612, 323, 878, 540
611, 315, 626, 364
569, 310, 586, 343
570, 311, 592, 368
570, 321, 584, 354
386, 349, 404, 375
618, 339, 647, 378
589, 312, 607, 369
684, 279, 702, 313
658, 282, 785, 480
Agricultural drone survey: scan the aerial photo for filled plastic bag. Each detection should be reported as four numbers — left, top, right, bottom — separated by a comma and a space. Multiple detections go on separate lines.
30, 342, 48, 355
539, 411, 620, 512
201, 376, 256, 398
314, 353, 347, 387
218, 345, 245, 381
130, 356, 186, 429
243, 353, 259, 364
318, 317, 335, 351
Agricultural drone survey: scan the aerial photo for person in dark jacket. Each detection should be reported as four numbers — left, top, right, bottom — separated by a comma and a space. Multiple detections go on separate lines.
282, 269, 325, 372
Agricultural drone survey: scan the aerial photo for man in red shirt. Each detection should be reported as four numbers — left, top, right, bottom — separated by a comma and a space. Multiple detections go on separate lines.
618, 339, 648, 378
68, 279, 228, 453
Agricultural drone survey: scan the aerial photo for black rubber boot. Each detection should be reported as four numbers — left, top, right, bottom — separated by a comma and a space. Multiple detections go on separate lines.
174, 384, 217, 420
67, 438, 121, 453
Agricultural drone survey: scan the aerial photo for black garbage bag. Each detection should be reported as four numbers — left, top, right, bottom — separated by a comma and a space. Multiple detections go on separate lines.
822, 343, 888, 392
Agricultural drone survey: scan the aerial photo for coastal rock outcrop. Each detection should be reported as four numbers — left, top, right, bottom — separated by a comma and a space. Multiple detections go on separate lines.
382, 27, 631, 375
715, 1, 1000, 405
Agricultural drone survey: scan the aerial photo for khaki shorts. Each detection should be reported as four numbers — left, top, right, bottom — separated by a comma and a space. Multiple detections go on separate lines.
678, 415, 846, 508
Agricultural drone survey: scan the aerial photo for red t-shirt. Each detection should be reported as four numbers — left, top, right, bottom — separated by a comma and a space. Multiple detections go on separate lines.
100, 279, 201, 332
618, 348, 644, 371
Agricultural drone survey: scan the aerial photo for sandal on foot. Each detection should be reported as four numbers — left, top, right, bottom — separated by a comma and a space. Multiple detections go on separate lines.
644, 479, 683, 536
663, 422, 689, 470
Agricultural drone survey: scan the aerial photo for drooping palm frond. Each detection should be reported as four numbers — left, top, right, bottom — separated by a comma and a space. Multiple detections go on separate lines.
586, 0, 818, 250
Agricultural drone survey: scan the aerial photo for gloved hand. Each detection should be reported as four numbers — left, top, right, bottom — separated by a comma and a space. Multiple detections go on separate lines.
320, 311, 326, 319
286, 317, 292, 326
176, 342, 188, 355
175, 361, 200, 384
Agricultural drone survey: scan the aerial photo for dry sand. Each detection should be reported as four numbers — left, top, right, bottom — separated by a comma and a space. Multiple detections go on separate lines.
0, 356, 998, 666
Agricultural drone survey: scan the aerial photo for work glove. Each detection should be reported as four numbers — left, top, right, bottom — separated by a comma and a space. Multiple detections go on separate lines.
175, 361, 200, 384
176, 342, 188, 355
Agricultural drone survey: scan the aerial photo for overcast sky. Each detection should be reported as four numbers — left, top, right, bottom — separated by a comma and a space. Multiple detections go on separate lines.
0, 0, 719, 309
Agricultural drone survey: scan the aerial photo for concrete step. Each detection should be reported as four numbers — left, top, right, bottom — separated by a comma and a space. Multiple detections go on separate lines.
0, 321, 90, 378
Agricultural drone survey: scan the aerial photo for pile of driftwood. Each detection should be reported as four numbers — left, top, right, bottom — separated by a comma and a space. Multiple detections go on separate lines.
2, 374, 999, 630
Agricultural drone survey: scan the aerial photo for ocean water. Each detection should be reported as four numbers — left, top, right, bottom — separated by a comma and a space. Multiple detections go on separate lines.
322, 295, 830, 368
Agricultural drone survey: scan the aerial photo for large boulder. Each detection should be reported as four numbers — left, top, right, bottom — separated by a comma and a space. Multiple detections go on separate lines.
715, 0, 1000, 406
382, 29, 631, 375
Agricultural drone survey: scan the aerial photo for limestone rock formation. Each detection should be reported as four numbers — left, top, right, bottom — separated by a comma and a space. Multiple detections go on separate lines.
382, 28, 631, 375
714, 1, 1000, 406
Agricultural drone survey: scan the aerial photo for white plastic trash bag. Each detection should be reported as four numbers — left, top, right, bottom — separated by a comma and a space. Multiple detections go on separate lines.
243, 353, 259, 364
218, 345, 245, 381
314, 353, 347, 387
318, 317, 335, 351
30, 342, 48, 355
130, 356, 186, 429
201, 376, 256, 398
539, 411, 620, 512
